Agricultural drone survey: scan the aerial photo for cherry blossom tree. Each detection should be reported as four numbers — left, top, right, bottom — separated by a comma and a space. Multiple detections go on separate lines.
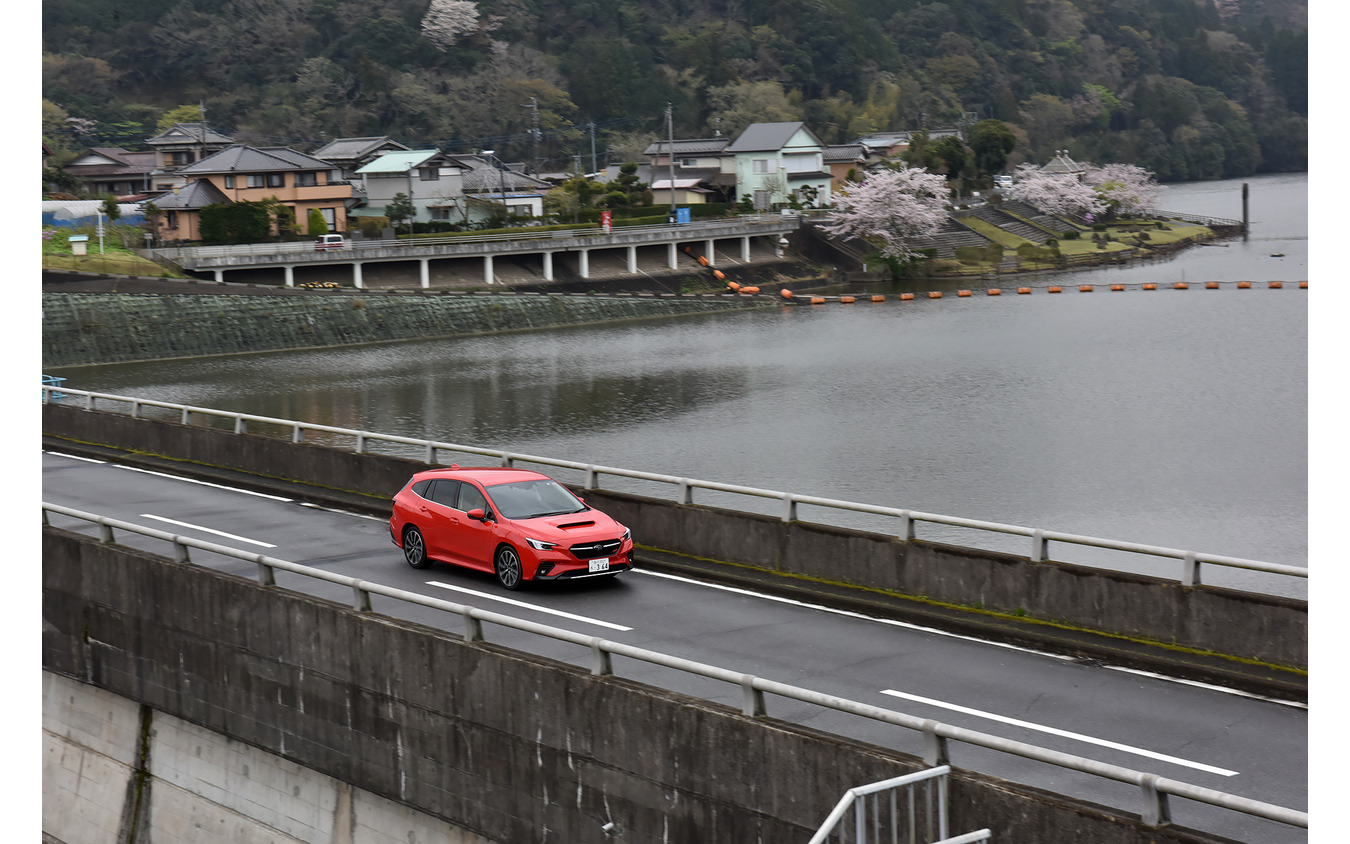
1086, 163, 1165, 216
421, 0, 480, 51
823, 165, 949, 260
1004, 162, 1106, 218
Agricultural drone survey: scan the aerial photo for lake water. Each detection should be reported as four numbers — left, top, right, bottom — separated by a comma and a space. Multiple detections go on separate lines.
47, 173, 1309, 597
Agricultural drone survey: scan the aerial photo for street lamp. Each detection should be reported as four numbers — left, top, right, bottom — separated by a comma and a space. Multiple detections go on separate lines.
482, 149, 508, 222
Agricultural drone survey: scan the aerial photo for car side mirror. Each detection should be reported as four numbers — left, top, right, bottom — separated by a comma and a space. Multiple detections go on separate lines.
467, 508, 489, 522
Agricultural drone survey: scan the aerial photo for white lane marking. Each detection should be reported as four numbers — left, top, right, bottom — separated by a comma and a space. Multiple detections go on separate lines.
116, 465, 293, 501
138, 514, 277, 548
634, 570, 1301, 706
47, 452, 105, 464
880, 689, 1240, 777
427, 582, 633, 631
634, 569, 1073, 660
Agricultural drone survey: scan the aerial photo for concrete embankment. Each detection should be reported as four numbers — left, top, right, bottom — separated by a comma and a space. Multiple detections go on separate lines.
43, 529, 1262, 844
41, 403, 1307, 699
41, 286, 767, 366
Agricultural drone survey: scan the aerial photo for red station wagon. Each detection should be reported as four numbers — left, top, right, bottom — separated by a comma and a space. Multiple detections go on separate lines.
390, 465, 635, 589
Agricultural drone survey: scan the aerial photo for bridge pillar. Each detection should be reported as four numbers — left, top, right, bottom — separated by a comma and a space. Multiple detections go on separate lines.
484, 254, 494, 285
352, 261, 364, 289
419, 259, 430, 289
705, 239, 716, 265
213, 269, 224, 283
627, 246, 637, 274
283, 265, 295, 287
668, 243, 678, 269
741, 237, 751, 262
543, 251, 554, 281
578, 250, 589, 279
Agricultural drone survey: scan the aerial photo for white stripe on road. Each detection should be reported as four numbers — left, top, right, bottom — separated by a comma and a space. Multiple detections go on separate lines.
880, 689, 1239, 777
118, 464, 293, 501
427, 582, 633, 631
138, 514, 277, 548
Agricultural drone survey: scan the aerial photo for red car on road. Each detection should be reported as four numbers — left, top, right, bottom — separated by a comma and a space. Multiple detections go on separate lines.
390, 465, 635, 589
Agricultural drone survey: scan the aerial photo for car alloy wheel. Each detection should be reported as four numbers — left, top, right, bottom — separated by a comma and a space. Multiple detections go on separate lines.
403, 526, 431, 569
495, 544, 524, 590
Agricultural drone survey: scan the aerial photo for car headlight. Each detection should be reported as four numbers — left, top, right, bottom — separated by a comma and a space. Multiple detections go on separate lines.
525, 537, 558, 551
621, 528, 631, 543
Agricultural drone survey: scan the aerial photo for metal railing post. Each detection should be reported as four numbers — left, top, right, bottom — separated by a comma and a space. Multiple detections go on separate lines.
591, 639, 613, 676
741, 675, 766, 716
1031, 529, 1048, 562
292, 423, 305, 443
922, 720, 949, 766
462, 609, 484, 642
352, 583, 372, 612
1181, 552, 1200, 586
1140, 774, 1172, 827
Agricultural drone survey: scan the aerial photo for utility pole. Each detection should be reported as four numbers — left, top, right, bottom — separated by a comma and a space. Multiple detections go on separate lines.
587, 123, 597, 176
198, 100, 206, 165
524, 97, 540, 173
666, 103, 676, 222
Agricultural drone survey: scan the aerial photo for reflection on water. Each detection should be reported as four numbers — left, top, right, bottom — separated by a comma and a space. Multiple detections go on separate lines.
48, 175, 1308, 598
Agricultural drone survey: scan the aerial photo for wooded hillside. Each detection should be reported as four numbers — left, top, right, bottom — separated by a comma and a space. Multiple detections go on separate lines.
42, 0, 1307, 181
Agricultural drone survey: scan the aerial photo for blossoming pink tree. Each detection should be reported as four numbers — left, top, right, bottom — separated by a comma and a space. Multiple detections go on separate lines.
1005, 163, 1106, 218
1086, 163, 1165, 216
822, 166, 949, 260
421, 0, 480, 51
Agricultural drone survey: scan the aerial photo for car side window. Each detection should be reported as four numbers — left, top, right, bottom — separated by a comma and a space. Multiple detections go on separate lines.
457, 482, 490, 515
428, 479, 462, 507
411, 479, 432, 498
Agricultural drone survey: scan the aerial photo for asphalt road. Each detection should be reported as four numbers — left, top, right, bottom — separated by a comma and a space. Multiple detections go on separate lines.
40, 449, 1307, 843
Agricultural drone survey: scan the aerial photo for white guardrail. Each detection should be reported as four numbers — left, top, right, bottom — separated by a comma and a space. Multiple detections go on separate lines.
42, 388, 1308, 590
40, 500, 1307, 832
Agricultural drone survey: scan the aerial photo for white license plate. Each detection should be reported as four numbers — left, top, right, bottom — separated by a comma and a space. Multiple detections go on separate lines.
589, 558, 610, 573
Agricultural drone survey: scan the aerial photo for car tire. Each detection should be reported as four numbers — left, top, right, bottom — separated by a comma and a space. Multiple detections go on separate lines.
495, 544, 524, 590
403, 526, 431, 569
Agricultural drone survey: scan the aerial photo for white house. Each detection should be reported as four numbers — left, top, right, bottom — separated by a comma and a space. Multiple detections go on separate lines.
726, 122, 833, 210
353, 150, 465, 226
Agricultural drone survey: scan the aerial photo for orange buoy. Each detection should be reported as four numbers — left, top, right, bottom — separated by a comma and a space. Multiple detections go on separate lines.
1237, 281, 1251, 289
712, 269, 726, 281
810, 296, 826, 305
740, 286, 760, 295
697, 255, 709, 266
899, 293, 915, 301
987, 289, 1001, 296
1079, 285, 1093, 292
1142, 283, 1157, 290
957, 289, 971, 297
871, 295, 885, 302
1269, 281, 1283, 289
1205, 281, 1219, 289
1017, 287, 1031, 295
1299, 281, 1308, 288
840, 296, 856, 304
1110, 284, 1125, 291
727, 281, 741, 291
928, 291, 942, 299
780, 288, 794, 299
1174, 282, 1188, 289
1047, 286, 1062, 293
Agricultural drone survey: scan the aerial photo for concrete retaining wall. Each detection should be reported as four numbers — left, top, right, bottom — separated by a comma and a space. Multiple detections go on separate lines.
42, 529, 1241, 843
41, 291, 759, 366
42, 403, 1307, 669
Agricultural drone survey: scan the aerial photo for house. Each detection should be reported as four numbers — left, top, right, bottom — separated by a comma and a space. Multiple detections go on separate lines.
1042, 150, 1086, 181
61, 147, 157, 199
822, 144, 868, 190
351, 150, 466, 226
456, 156, 552, 223
145, 123, 236, 192
312, 136, 411, 183
641, 138, 735, 205
725, 122, 833, 210
144, 144, 353, 242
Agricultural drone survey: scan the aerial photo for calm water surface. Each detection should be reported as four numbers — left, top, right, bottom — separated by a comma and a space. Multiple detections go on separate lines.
50, 174, 1308, 596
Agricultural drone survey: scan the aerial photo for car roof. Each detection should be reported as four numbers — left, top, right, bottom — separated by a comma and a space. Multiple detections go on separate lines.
413, 465, 552, 487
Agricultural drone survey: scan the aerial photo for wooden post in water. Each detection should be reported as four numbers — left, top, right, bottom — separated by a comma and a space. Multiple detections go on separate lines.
1242, 182, 1249, 240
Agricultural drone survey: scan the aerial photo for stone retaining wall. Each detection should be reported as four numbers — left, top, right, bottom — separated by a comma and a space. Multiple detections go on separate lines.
42, 291, 761, 366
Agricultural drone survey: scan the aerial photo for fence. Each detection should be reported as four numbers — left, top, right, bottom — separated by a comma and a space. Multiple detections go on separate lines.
41, 387, 1308, 592
39, 501, 1307, 834
809, 766, 992, 844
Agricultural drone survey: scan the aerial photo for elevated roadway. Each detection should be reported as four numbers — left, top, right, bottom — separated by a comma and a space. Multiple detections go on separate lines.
150, 216, 802, 288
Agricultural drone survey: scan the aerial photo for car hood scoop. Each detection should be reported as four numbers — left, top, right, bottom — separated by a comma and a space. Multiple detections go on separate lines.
553, 518, 597, 529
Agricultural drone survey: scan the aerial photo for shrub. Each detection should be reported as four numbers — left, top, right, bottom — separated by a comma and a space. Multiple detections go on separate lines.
1062, 230, 1080, 240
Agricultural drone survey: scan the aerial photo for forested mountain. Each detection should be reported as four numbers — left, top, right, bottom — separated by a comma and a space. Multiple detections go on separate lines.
42, 0, 1307, 182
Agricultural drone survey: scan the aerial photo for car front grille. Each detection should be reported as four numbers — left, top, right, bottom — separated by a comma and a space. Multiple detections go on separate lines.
569, 539, 623, 560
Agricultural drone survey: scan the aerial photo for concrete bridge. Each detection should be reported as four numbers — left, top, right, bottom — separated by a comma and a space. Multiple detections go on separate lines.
150, 216, 803, 288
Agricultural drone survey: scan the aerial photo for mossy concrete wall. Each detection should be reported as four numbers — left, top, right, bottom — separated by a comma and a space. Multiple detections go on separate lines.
42, 291, 760, 366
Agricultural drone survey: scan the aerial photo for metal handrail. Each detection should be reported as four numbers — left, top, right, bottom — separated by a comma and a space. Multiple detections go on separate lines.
39, 502, 1308, 832
42, 387, 1308, 589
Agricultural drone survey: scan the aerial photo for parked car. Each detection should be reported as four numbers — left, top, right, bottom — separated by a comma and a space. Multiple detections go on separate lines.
390, 465, 635, 589
315, 234, 346, 250
993, 175, 1014, 189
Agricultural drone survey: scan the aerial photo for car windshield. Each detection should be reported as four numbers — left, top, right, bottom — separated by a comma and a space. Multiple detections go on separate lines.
486, 479, 587, 520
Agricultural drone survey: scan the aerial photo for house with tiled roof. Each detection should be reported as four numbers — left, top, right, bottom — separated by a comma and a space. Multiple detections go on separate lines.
145, 123, 236, 191
61, 147, 157, 199
641, 138, 735, 204
454, 155, 552, 223
1042, 150, 1086, 181
726, 122, 832, 209
822, 144, 868, 190
312, 136, 411, 183
143, 144, 353, 242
